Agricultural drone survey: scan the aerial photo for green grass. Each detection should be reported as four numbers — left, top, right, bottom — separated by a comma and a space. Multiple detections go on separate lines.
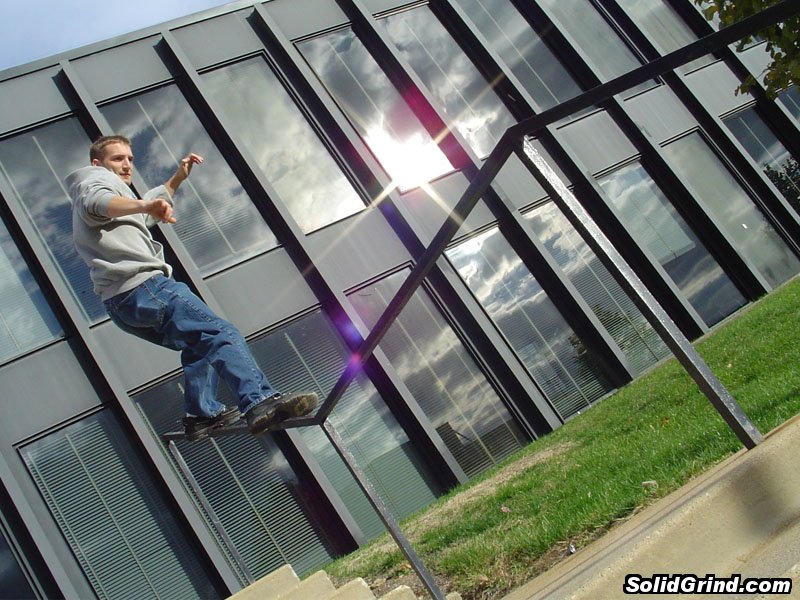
325, 277, 800, 599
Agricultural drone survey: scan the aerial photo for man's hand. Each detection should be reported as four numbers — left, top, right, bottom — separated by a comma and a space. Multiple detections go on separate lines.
144, 198, 176, 224
164, 152, 204, 197
175, 153, 204, 181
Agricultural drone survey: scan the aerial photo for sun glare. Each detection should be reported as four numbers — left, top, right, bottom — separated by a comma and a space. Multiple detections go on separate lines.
365, 127, 452, 192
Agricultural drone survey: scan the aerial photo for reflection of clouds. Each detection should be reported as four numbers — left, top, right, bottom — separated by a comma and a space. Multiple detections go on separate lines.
526, 202, 670, 371
382, 6, 515, 158
447, 227, 613, 417
526, 206, 595, 280
0, 227, 62, 360
598, 161, 749, 325
0, 118, 105, 321
202, 58, 364, 232
349, 271, 522, 448
600, 163, 694, 263
538, 0, 641, 83
299, 29, 453, 188
101, 85, 277, 274
455, 0, 582, 110
663, 134, 800, 287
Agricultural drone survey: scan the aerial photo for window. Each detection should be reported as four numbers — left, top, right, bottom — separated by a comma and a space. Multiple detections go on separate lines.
381, 4, 516, 158
137, 310, 440, 559
298, 28, 454, 191
537, 0, 646, 89
101, 84, 278, 274
525, 201, 670, 374
251, 312, 440, 540
0, 525, 36, 600
453, 0, 583, 110
616, 0, 715, 73
723, 106, 800, 214
447, 229, 616, 420
0, 216, 63, 363
21, 411, 217, 599
778, 86, 800, 121
597, 161, 746, 325
201, 57, 366, 233
662, 132, 800, 288
348, 271, 528, 476
0, 118, 105, 322
138, 376, 335, 579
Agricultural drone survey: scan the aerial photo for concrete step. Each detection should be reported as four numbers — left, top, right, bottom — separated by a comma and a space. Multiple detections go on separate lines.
227, 564, 462, 600
328, 578, 375, 600
377, 585, 416, 599
227, 564, 299, 600
279, 570, 336, 599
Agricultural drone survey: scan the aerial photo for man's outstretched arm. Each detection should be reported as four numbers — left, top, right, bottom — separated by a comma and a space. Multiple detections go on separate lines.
163, 153, 204, 198
105, 196, 176, 223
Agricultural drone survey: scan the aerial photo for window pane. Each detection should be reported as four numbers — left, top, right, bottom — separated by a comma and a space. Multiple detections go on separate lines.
21, 411, 217, 599
201, 58, 365, 233
778, 86, 800, 121
537, 0, 644, 85
348, 271, 528, 477
662, 133, 800, 288
381, 5, 516, 158
0, 216, 63, 362
526, 201, 670, 374
447, 228, 616, 420
0, 527, 36, 600
616, 0, 714, 72
0, 119, 105, 322
101, 85, 277, 274
298, 28, 454, 191
453, 0, 583, 110
249, 312, 440, 538
723, 106, 800, 214
598, 161, 746, 325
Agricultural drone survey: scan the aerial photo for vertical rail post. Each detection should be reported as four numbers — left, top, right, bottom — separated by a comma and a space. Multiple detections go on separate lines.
322, 420, 446, 599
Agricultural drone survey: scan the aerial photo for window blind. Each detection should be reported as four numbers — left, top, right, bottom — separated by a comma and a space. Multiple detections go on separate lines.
526, 201, 670, 375
21, 411, 215, 600
447, 228, 616, 420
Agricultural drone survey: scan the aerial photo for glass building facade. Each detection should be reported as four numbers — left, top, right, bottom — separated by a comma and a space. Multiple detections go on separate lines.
0, 1, 797, 597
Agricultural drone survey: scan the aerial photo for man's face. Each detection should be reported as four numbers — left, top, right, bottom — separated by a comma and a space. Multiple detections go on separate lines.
92, 142, 134, 184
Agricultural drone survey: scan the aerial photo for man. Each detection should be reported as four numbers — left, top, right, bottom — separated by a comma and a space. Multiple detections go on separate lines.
67, 135, 317, 440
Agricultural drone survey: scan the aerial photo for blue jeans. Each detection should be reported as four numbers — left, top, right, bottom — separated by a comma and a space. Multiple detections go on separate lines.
104, 274, 276, 417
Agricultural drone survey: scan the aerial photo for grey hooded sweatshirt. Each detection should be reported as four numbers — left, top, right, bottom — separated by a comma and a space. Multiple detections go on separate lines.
67, 165, 173, 301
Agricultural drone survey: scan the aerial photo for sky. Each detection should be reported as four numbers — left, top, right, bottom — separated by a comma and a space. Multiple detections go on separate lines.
0, 0, 238, 73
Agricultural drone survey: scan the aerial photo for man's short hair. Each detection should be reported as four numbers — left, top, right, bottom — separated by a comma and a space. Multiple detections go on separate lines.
90, 135, 131, 162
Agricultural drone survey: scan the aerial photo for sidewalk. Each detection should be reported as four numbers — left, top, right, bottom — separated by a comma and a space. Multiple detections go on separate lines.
502, 414, 800, 599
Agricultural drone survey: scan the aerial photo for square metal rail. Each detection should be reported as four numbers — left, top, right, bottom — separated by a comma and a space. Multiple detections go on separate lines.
163, 3, 799, 597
